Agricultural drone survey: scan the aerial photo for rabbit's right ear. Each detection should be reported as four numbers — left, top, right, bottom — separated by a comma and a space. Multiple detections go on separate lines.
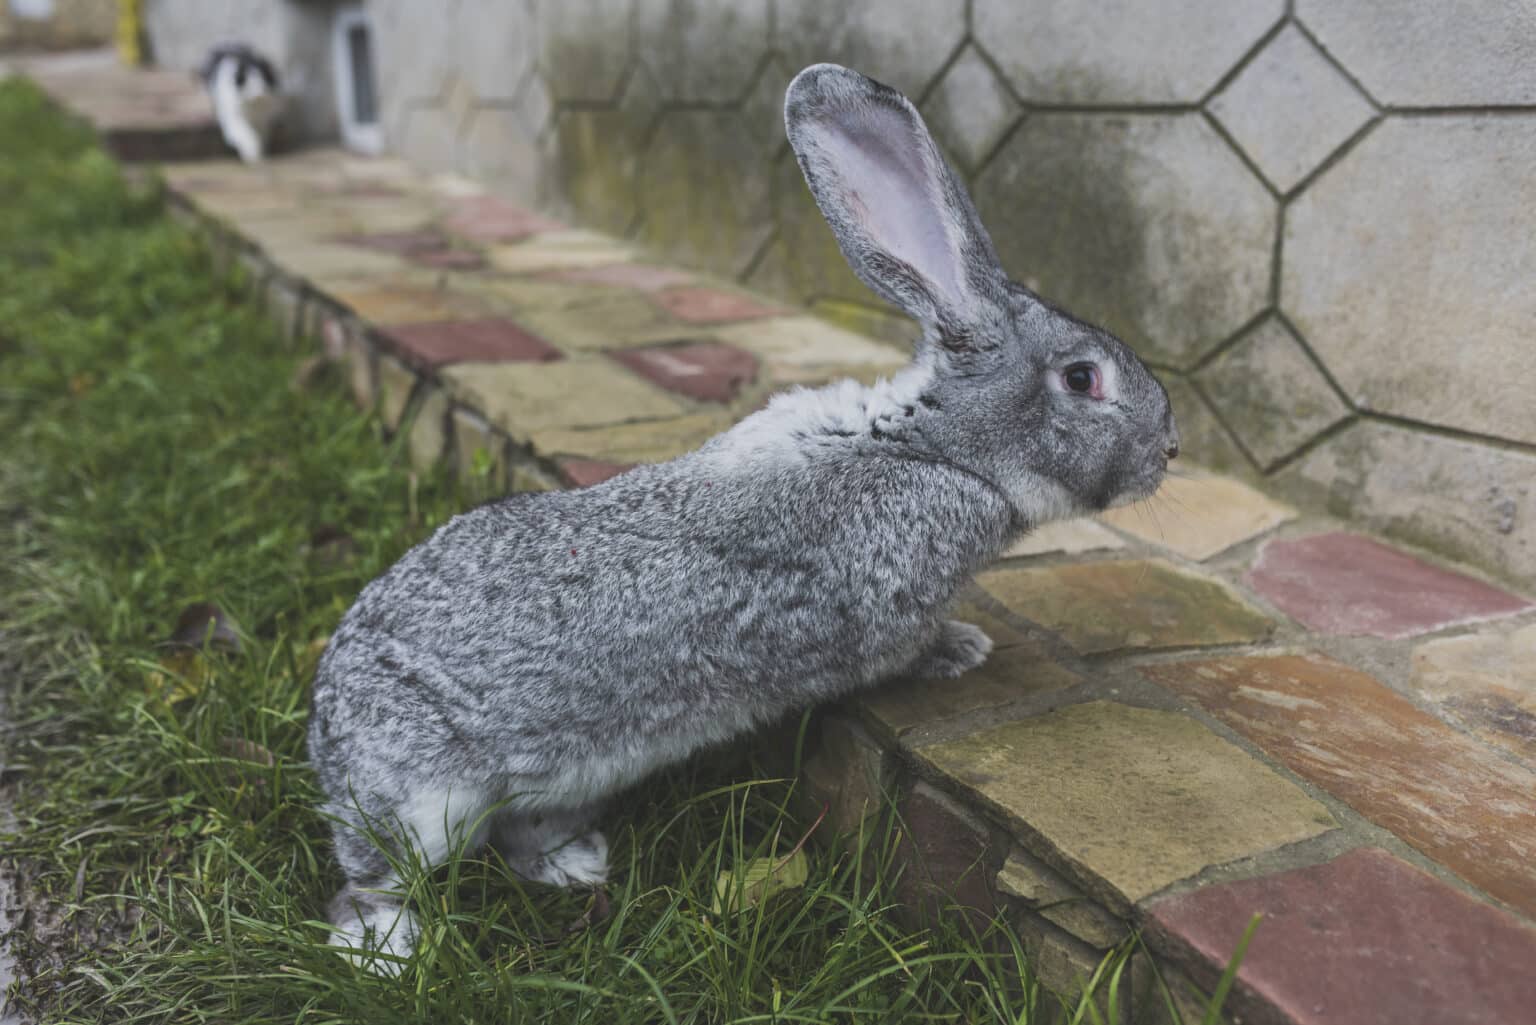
785, 64, 1005, 343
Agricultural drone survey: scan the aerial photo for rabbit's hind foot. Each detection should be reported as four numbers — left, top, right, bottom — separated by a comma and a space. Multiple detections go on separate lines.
492, 808, 609, 889
327, 881, 417, 976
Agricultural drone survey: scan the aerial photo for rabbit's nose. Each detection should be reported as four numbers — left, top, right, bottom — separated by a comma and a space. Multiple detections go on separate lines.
1164, 441, 1180, 461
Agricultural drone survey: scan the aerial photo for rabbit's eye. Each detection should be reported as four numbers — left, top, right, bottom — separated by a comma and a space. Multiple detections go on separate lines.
1062, 363, 1102, 397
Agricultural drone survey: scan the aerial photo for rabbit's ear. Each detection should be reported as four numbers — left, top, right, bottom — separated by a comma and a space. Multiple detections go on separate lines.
785, 64, 1004, 339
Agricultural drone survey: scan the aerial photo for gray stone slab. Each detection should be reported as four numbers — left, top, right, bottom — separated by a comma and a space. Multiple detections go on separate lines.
773, 0, 966, 96
1208, 23, 1375, 193
638, 110, 775, 278
1298, 0, 1536, 106
634, 0, 770, 102
1284, 117, 1536, 446
536, 0, 633, 103
973, 113, 1276, 368
919, 44, 1020, 173
1195, 317, 1350, 469
1274, 420, 1536, 589
974, 0, 1283, 103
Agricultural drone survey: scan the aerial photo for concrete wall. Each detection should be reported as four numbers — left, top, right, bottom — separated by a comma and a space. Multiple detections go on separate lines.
149, 0, 1536, 587
142, 0, 340, 141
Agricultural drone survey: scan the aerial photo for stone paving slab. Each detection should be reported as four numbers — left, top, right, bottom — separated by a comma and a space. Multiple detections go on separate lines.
24, 49, 224, 161
1247, 532, 1532, 638
503, 290, 705, 352
609, 341, 760, 404
1411, 623, 1536, 760
440, 357, 690, 442
978, 559, 1274, 656
329, 280, 495, 327
1147, 848, 1536, 1025
860, 642, 1082, 743
488, 230, 638, 274
1098, 472, 1296, 561
713, 315, 909, 383
1004, 519, 1125, 558
529, 413, 733, 465
1145, 654, 1536, 920
918, 702, 1337, 911
541, 263, 696, 292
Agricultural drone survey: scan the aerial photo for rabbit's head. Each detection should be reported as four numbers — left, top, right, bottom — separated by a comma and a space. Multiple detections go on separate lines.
786, 64, 1178, 521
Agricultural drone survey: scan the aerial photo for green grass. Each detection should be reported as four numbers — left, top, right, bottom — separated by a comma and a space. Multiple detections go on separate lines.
0, 77, 1227, 1024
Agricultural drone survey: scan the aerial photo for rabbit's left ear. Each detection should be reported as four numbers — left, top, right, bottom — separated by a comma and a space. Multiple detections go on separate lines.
785, 64, 1005, 340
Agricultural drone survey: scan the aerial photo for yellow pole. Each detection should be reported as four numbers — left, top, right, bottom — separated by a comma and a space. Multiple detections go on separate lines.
116, 0, 143, 67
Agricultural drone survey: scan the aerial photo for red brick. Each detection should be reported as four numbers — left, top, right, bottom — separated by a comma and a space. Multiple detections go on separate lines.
891, 783, 998, 932
649, 286, 786, 324
540, 263, 695, 292
408, 247, 486, 270
1147, 848, 1536, 1025
609, 342, 759, 403
442, 195, 563, 243
382, 318, 564, 370
336, 229, 448, 255
1144, 654, 1536, 919
1245, 533, 1530, 638
557, 458, 634, 488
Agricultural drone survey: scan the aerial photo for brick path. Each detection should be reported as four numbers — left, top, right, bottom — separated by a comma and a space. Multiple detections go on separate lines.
26, 58, 1536, 1025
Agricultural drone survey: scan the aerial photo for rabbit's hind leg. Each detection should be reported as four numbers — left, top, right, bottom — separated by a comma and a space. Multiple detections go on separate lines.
490, 807, 609, 889
323, 805, 417, 975
323, 783, 494, 974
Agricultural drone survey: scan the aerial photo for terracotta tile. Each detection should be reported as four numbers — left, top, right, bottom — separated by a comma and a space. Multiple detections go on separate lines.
609, 342, 760, 403
1098, 473, 1296, 561
442, 194, 563, 243
979, 559, 1274, 656
383, 318, 563, 370
1147, 848, 1536, 1025
408, 247, 486, 270
539, 263, 695, 292
649, 286, 787, 324
918, 702, 1335, 910
335, 228, 448, 255
1246, 533, 1531, 638
336, 229, 484, 271
557, 458, 634, 488
892, 783, 999, 931
1144, 653, 1536, 919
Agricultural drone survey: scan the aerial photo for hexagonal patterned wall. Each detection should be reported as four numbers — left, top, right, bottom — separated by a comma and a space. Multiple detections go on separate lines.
158, 0, 1536, 587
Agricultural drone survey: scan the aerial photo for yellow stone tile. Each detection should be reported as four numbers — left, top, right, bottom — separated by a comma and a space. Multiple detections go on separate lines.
1099, 472, 1295, 561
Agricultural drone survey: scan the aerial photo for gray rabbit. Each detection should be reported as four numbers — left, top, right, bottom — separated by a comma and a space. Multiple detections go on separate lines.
309, 63, 1179, 971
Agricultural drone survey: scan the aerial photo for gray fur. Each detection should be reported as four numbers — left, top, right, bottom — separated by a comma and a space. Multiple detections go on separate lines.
308, 63, 1178, 969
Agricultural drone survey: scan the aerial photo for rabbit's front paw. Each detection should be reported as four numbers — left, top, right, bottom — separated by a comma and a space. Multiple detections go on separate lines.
907, 620, 993, 680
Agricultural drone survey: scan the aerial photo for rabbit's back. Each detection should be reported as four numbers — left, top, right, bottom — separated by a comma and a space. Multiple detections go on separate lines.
309, 441, 1011, 806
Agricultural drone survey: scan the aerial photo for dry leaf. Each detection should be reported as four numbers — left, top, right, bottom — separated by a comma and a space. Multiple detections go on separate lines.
711, 850, 809, 916
218, 736, 276, 768
167, 602, 242, 653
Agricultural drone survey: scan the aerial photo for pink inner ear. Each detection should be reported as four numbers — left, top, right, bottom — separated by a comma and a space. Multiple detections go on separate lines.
823, 110, 964, 309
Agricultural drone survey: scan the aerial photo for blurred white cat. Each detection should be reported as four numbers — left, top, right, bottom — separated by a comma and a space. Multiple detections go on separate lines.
199, 44, 284, 163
